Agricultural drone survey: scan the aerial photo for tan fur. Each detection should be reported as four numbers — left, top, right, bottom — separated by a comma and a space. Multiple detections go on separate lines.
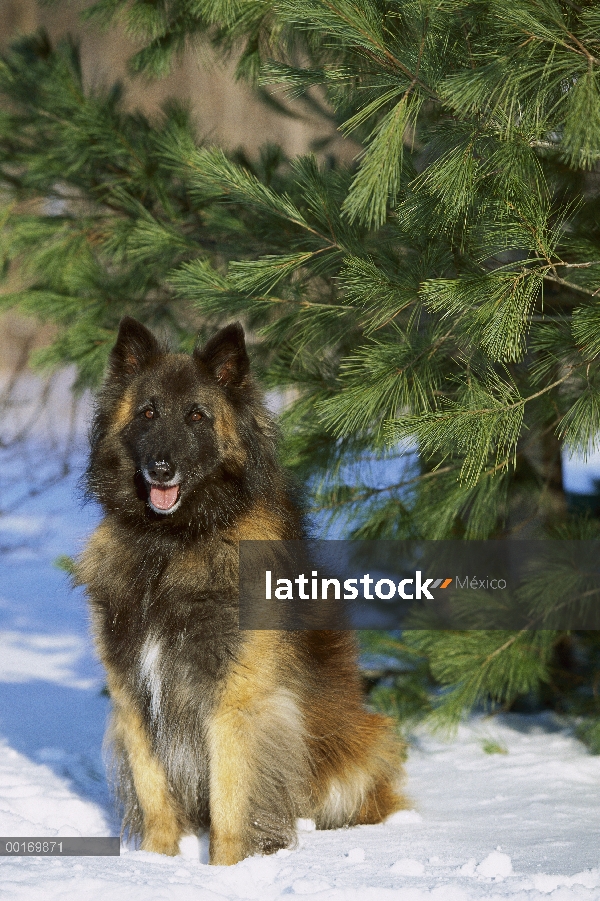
77, 521, 141, 609
207, 632, 307, 865
310, 720, 405, 828
356, 777, 404, 825
312, 712, 405, 828
107, 675, 183, 855
207, 630, 406, 864
298, 634, 407, 828
228, 504, 289, 541
112, 391, 134, 430
214, 399, 247, 469
78, 521, 111, 576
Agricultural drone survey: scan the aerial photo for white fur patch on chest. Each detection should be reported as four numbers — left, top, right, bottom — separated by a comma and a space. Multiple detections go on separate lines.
139, 635, 163, 721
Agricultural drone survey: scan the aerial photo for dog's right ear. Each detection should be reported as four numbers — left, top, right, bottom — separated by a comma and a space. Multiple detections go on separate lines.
108, 317, 162, 379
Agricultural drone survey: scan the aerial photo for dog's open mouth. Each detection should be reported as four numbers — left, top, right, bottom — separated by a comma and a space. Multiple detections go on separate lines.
148, 483, 181, 514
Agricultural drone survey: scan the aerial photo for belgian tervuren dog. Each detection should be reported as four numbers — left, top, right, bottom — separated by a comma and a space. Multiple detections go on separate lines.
78, 317, 404, 865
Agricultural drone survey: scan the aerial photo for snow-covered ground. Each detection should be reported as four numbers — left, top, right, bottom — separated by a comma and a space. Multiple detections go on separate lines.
1, 438, 600, 898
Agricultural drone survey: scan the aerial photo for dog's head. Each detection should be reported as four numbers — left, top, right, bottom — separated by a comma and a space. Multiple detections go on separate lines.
88, 317, 276, 528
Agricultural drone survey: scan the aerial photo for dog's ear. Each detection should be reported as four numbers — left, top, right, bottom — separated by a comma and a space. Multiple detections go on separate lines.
194, 322, 250, 387
109, 317, 162, 379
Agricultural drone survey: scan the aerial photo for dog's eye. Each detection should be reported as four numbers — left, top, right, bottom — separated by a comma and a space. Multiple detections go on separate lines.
143, 409, 155, 420
190, 410, 203, 422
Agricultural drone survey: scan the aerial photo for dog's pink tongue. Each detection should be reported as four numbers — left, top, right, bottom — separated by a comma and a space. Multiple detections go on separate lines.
150, 485, 179, 510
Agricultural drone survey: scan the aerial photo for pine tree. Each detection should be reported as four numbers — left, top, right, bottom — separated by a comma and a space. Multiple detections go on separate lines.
1, 0, 600, 735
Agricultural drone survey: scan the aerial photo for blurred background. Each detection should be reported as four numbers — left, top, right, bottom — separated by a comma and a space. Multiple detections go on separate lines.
0, 0, 337, 520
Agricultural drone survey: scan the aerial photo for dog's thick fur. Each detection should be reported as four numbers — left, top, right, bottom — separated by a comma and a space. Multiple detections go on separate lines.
78, 317, 405, 865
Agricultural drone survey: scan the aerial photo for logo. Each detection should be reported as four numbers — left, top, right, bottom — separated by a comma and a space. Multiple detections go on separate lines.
264, 571, 453, 602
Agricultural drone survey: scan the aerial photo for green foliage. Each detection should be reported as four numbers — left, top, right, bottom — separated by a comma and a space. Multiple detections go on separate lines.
406, 629, 557, 727
576, 719, 600, 755
481, 739, 508, 755
2, 0, 600, 734
53, 554, 77, 575
359, 631, 434, 730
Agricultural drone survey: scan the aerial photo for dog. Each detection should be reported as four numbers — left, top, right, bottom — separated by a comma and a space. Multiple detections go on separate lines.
77, 316, 405, 865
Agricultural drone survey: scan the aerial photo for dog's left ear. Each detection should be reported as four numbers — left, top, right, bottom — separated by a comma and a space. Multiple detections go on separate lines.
194, 322, 250, 387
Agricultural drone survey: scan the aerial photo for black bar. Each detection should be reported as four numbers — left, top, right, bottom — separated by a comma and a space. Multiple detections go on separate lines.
239, 539, 600, 630
0, 838, 120, 856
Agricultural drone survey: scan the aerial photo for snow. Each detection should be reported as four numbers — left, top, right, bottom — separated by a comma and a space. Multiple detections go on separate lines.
562, 446, 600, 495
1, 454, 600, 899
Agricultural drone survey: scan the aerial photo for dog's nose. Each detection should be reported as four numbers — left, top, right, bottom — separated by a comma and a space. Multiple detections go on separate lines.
146, 459, 174, 483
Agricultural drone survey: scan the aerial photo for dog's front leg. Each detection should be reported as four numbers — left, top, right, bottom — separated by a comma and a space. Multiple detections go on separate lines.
110, 685, 183, 856
207, 690, 300, 866
206, 704, 253, 866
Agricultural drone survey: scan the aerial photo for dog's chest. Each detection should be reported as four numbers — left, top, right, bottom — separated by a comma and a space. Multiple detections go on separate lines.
137, 632, 164, 722
128, 568, 239, 714
132, 609, 234, 717
85, 525, 240, 699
